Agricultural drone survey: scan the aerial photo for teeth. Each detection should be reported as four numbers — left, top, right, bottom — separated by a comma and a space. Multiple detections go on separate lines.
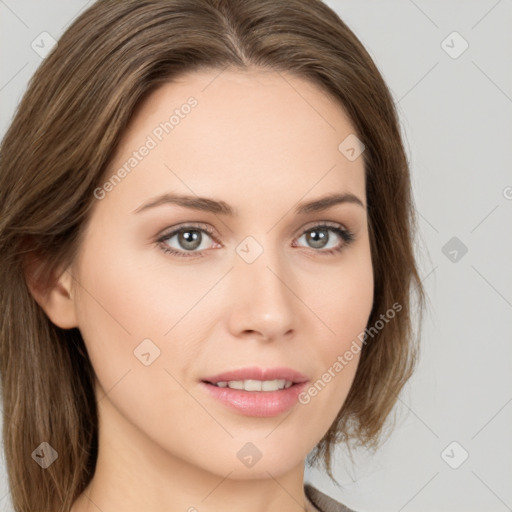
214, 379, 293, 391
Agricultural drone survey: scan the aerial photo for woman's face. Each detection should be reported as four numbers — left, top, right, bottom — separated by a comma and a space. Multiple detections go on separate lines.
68, 68, 373, 482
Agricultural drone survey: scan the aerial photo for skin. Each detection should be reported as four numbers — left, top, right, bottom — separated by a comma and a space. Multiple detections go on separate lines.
35, 68, 373, 512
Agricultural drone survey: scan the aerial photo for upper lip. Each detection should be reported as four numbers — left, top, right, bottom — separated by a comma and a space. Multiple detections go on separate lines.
202, 366, 309, 385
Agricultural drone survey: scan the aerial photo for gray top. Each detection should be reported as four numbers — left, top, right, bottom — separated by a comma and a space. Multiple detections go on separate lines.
304, 483, 357, 512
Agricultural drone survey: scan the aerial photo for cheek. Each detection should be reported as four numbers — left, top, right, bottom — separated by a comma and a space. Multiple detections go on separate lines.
70, 227, 165, 396
71, 227, 218, 412
300, 249, 373, 413
317, 248, 374, 352
73, 223, 190, 341
72, 247, 199, 447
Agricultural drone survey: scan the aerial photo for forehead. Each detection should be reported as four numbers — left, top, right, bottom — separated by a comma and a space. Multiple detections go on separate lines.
100, 68, 366, 215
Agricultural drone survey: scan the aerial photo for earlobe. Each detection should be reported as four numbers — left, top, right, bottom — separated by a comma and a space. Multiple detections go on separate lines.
24, 253, 79, 330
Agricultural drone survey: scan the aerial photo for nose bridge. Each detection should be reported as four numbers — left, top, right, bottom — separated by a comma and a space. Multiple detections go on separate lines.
229, 234, 295, 338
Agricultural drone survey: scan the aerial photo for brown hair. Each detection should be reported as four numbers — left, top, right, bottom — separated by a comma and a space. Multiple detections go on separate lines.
0, 0, 426, 510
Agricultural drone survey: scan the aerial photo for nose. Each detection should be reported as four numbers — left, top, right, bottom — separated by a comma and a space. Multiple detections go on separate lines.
226, 242, 296, 342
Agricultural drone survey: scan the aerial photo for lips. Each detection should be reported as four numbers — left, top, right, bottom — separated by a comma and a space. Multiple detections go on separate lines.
201, 366, 309, 385
199, 367, 310, 417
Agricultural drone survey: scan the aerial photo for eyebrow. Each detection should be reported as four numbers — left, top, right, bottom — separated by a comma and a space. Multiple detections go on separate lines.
133, 192, 366, 216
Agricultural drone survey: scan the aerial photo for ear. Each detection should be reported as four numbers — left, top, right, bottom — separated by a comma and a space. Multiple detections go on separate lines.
24, 252, 78, 329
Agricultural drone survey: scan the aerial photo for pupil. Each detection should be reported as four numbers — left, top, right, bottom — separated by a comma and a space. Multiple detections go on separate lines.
307, 228, 327, 248
180, 230, 201, 250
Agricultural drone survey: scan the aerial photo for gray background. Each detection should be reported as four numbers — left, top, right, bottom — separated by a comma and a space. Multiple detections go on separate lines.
1, 1, 511, 511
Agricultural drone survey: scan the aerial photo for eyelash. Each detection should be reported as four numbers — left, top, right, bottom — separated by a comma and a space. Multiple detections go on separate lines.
156, 222, 355, 259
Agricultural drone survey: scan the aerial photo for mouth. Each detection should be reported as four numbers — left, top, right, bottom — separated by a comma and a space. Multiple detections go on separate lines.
199, 367, 309, 417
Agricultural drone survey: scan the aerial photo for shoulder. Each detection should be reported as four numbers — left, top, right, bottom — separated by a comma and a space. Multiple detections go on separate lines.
304, 483, 358, 512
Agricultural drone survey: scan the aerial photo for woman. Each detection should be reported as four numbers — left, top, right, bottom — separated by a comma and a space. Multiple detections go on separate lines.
0, 1, 425, 511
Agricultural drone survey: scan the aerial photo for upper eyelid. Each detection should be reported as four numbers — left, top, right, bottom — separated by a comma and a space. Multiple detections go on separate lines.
157, 222, 217, 241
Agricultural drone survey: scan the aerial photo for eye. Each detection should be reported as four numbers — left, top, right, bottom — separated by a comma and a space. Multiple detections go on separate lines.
157, 223, 218, 258
293, 223, 355, 255
156, 222, 355, 258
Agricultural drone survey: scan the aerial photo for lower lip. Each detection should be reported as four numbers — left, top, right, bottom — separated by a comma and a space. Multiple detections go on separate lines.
200, 381, 308, 417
